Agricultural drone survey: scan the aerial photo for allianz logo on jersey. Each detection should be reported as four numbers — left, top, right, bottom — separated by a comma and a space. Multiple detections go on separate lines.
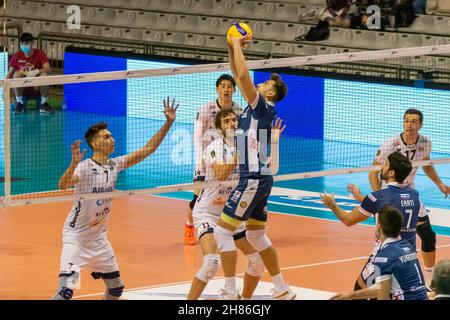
92, 186, 114, 193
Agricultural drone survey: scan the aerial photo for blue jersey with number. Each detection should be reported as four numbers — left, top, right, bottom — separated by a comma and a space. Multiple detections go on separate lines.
236, 93, 276, 178
374, 238, 428, 300
359, 183, 421, 250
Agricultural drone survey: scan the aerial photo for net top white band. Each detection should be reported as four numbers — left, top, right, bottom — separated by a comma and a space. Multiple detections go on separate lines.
2, 44, 450, 88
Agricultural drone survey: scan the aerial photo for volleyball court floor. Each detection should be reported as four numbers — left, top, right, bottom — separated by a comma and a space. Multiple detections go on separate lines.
0, 111, 450, 299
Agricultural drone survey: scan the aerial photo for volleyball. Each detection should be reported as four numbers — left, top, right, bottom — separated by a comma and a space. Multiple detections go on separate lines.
226, 22, 253, 46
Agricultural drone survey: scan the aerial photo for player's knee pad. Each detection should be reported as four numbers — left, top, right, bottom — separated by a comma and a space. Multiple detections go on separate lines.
246, 252, 265, 277
246, 229, 272, 252
196, 254, 220, 283
213, 225, 236, 253
107, 286, 125, 298
189, 194, 199, 210
417, 217, 436, 253
104, 276, 125, 298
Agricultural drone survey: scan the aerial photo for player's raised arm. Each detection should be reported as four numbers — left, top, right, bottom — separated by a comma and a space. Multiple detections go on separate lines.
227, 42, 248, 103
320, 191, 369, 226
269, 117, 286, 176
59, 140, 85, 190
422, 156, 450, 198
124, 97, 178, 169
229, 35, 258, 106
369, 158, 382, 191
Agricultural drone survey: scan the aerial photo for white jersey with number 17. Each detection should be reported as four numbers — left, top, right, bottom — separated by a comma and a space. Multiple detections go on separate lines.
375, 133, 431, 188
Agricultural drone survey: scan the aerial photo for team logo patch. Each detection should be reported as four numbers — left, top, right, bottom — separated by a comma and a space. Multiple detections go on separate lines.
239, 201, 248, 209
211, 150, 216, 158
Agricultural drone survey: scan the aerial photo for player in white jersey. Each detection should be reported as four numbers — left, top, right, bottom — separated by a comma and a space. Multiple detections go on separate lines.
349, 108, 450, 290
187, 109, 264, 300
185, 74, 242, 245
51, 97, 178, 300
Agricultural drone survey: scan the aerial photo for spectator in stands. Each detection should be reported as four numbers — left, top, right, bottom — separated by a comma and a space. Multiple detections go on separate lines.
433, 260, 450, 300
352, 0, 416, 29
318, 0, 353, 28
412, 0, 427, 14
7, 32, 53, 114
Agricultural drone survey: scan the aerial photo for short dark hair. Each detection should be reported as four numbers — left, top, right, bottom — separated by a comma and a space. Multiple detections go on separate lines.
19, 33, 33, 43
433, 260, 450, 295
378, 205, 404, 238
404, 108, 423, 124
270, 73, 288, 102
387, 151, 413, 184
216, 74, 236, 88
215, 109, 236, 130
85, 122, 108, 149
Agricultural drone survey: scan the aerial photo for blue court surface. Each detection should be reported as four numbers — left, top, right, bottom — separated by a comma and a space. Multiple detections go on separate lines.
1, 110, 449, 236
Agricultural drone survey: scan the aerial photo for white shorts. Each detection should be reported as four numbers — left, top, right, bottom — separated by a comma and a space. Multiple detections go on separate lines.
59, 238, 119, 275
193, 209, 245, 239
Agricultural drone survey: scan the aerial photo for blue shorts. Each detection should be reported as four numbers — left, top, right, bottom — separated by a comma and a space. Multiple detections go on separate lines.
222, 176, 273, 223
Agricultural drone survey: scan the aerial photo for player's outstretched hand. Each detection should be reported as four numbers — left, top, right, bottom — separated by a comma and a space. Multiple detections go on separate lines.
71, 140, 86, 166
271, 117, 286, 144
320, 191, 336, 209
231, 34, 252, 48
438, 182, 449, 198
347, 183, 361, 198
163, 96, 179, 123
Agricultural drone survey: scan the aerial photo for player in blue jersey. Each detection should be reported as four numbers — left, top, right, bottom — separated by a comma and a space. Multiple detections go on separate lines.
349, 109, 448, 290
321, 151, 424, 290
212, 33, 295, 300
330, 205, 428, 300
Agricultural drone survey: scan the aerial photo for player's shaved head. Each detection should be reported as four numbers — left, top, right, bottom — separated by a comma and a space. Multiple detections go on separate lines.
378, 205, 403, 238
433, 259, 450, 295
85, 122, 108, 149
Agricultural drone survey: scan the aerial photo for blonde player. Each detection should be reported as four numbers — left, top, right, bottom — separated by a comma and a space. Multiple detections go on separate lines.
51, 97, 178, 300
185, 74, 242, 245
187, 109, 264, 300
349, 109, 450, 289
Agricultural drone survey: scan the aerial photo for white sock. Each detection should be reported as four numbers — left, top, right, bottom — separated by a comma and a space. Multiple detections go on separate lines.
424, 267, 434, 286
225, 277, 236, 293
16, 96, 23, 103
41, 96, 48, 104
272, 273, 287, 292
